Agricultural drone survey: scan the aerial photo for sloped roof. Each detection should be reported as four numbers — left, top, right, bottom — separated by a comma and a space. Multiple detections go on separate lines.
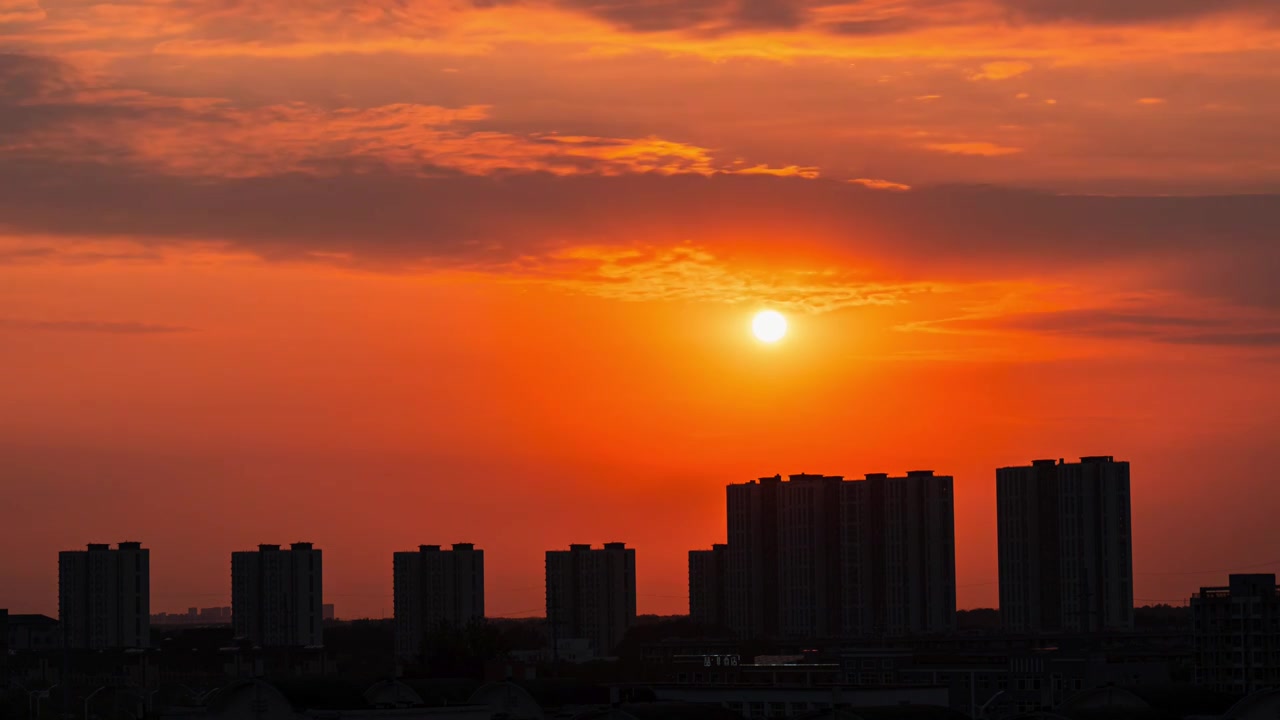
1223, 689, 1280, 720
467, 681, 545, 720
7, 614, 59, 625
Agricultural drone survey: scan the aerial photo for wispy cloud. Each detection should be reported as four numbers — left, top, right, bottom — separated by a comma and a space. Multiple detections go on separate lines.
514, 245, 940, 313
4, 82, 818, 180
969, 61, 1032, 81
899, 307, 1280, 348
848, 177, 912, 191
923, 141, 1024, 156
0, 318, 195, 333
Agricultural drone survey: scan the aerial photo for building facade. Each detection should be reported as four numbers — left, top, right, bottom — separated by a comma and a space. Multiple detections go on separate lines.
688, 545, 729, 630
1192, 573, 1280, 695
545, 543, 636, 657
58, 542, 150, 649
232, 542, 323, 647
725, 471, 956, 641
843, 471, 957, 637
393, 543, 486, 658
997, 456, 1134, 634
726, 476, 782, 640
778, 474, 845, 639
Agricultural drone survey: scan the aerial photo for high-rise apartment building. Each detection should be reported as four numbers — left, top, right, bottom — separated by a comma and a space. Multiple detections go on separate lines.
843, 471, 957, 637
1192, 574, 1280, 695
58, 542, 150, 649
688, 544, 728, 630
546, 543, 636, 657
724, 471, 956, 641
778, 474, 845, 638
231, 542, 323, 647
726, 475, 782, 639
997, 457, 1133, 634
393, 543, 485, 659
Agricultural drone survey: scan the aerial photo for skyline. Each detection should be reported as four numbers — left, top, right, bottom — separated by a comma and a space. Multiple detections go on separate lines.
3, 0, 1279, 628
4, 457, 1255, 620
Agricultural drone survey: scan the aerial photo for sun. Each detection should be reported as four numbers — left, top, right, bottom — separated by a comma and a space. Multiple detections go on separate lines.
752, 310, 788, 343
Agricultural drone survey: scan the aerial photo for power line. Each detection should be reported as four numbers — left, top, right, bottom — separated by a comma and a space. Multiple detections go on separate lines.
1141, 558, 1280, 573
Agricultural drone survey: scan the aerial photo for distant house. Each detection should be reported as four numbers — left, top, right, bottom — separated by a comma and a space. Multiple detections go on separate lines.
8, 613, 61, 652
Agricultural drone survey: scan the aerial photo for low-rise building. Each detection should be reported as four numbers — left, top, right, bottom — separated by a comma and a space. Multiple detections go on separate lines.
1192, 573, 1280, 695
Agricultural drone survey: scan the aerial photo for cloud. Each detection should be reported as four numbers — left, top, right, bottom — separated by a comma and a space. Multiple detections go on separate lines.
998, 0, 1280, 25
4, 0, 1275, 67
995, 309, 1216, 334
969, 60, 1032, 81
0, 0, 42, 23
1163, 332, 1280, 347
0, 63, 811, 179
521, 245, 936, 312
923, 141, 1023, 156
0, 53, 75, 104
849, 177, 911, 191
545, 0, 810, 32
902, 307, 1280, 348
0, 160, 1276, 312
0, 318, 194, 333
0, 55, 1278, 318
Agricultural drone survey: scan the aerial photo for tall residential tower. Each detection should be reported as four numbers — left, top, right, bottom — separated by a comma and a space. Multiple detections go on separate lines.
58, 542, 150, 649
546, 543, 636, 657
231, 542, 323, 647
722, 471, 956, 641
688, 544, 729, 630
997, 456, 1134, 634
393, 543, 485, 659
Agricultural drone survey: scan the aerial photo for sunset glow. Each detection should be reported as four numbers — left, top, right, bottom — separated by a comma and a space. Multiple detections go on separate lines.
1, 0, 1278, 624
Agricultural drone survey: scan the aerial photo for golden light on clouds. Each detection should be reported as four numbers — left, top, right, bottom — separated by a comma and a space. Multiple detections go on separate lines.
969, 61, 1033, 81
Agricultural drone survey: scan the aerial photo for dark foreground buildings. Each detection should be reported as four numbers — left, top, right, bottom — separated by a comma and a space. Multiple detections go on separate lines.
393, 543, 486, 658
57, 541, 150, 649
232, 542, 324, 647
704, 471, 957, 641
689, 544, 729, 630
546, 543, 637, 657
997, 456, 1134, 634
1192, 573, 1280, 695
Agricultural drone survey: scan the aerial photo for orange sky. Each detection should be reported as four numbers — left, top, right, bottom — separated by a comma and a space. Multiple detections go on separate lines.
2, 0, 1280, 620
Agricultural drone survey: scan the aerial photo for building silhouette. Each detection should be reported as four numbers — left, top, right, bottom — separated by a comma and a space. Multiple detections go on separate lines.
997, 456, 1134, 634
393, 543, 485, 658
546, 543, 636, 657
232, 542, 323, 647
726, 475, 782, 639
1192, 573, 1280, 695
58, 542, 150, 649
688, 544, 728, 630
778, 474, 845, 638
843, 471, 957, 636
724, 471, 956, 640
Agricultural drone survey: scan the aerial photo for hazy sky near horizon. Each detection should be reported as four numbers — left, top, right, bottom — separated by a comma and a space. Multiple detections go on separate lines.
2, 0, 1280, 619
